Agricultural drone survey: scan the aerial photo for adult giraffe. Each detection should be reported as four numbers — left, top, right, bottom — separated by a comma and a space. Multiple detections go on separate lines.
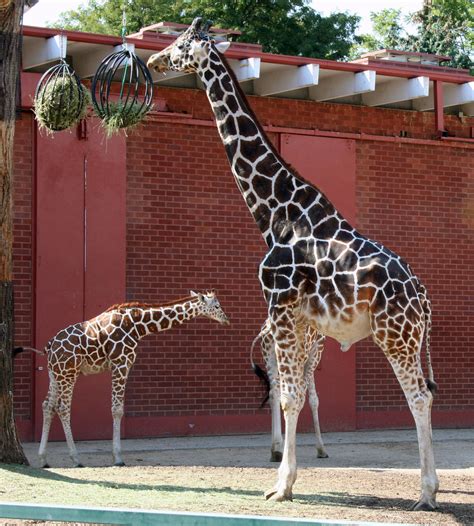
147, 19, 438, 510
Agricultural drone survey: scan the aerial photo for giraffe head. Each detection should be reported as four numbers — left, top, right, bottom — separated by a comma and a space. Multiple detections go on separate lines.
191, 290, 230, 325
147, 17, 230, 74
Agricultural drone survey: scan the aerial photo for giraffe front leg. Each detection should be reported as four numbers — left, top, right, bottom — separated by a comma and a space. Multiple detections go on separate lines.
111, 362, 133, 466
264, 307, 305, 502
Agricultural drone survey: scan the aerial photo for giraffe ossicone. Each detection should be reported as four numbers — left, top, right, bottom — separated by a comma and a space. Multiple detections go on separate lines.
147, 18, 439, 511
38, 290, 229, 468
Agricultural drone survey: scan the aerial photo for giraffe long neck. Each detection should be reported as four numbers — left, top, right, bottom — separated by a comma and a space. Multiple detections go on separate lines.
128, 299, 201, 338
199, 49, 327, 247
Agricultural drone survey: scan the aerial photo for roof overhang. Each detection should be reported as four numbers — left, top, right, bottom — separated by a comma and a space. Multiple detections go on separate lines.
21, 25, 474, 116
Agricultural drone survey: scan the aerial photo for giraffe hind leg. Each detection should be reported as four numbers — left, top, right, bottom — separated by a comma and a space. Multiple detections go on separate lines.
56, 374, 83, 467
304, 332, 328, 458
372, 314, 438, 510
38, 377, 58, 468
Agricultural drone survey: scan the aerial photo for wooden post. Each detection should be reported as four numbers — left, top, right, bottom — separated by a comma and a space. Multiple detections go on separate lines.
0, 0, 28, 464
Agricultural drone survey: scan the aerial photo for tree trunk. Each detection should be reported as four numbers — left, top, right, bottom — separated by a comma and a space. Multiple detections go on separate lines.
0, 0, 28, 465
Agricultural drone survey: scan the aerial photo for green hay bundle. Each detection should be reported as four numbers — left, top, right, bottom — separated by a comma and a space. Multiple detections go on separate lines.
98, 100, 151, 137
34, 75, 90, 133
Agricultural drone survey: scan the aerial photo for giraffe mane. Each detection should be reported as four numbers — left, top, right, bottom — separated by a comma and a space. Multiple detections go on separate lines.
217, 50, 333, 196
105, 295, 198, 312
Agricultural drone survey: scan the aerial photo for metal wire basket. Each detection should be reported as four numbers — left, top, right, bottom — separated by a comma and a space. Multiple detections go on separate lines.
34, 60, 90, 132
91, 47, 153, 135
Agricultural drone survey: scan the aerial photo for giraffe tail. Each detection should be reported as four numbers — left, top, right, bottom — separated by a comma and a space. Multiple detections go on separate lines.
419, 284, 437, 396
250, 323, 271, 407
13, 346, 45, 358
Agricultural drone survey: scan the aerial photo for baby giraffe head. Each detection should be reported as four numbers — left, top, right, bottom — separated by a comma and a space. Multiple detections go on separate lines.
147, 17, 230, 74
191, 290, 230, 325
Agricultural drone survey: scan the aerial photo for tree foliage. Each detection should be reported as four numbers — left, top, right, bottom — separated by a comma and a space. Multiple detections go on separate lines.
354, 0, 473, 70
51, 0, 361, 61
410, 0, 473, 70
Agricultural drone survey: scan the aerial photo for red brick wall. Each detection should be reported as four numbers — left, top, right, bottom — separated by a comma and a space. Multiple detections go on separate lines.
12, 88, 474, 434
356, 141, 474, 413
125, 119, 269, 417
124, 88, 473, 423
12, 112, 34, 421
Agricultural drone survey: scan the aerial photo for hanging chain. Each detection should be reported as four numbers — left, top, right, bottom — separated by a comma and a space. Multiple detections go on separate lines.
121, 1, 127, 47
60, 28, 66, 63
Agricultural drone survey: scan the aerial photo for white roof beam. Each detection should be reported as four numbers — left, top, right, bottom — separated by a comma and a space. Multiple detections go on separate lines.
309, 70, 375, 101
22, 34, 67, 70
254, 64, 319, 96
75, 43, 135, 78
413, 81, 474, 111
362, 76, 429, 106
232, 58, 261, 82
461, 102, 474, 116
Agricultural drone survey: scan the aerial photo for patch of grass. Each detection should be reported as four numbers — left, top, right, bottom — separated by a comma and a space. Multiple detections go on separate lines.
34, 76, 90, 133
97, 100, 151, 137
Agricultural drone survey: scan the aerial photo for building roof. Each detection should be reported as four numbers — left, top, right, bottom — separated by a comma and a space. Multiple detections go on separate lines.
21, 24, 474, 116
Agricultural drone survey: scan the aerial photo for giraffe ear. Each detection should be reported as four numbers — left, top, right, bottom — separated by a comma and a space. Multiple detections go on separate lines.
190, 290, 198, 297
215, 41, 230, 54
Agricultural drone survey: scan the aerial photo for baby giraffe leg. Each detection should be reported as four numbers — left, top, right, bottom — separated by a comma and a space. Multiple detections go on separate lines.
111, 362, 133, 466
56, 374, 82, 467
38, 375, 58, 468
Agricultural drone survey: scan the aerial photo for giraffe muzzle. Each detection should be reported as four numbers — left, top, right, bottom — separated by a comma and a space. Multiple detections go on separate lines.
147, 53, 169, 73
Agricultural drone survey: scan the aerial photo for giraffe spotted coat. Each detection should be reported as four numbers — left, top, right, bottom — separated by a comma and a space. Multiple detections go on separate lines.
38, 291, 229, 468
147, 19, 438, 511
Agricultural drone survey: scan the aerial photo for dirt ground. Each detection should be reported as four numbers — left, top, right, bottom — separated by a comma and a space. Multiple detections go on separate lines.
0, 429, 472, 526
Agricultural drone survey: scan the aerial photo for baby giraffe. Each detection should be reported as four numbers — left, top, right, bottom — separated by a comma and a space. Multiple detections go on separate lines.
38, 291, 229, 468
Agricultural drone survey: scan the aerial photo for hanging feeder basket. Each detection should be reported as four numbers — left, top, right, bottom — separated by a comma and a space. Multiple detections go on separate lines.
91, 47, 153, 136
34, 60, 90, 133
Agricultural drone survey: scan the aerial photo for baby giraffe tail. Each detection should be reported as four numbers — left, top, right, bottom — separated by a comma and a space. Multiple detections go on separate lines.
419, 284, 437, 396
13, 346, 45, 358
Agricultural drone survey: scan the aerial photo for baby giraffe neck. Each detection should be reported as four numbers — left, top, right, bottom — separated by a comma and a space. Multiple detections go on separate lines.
145, 300, 200, 335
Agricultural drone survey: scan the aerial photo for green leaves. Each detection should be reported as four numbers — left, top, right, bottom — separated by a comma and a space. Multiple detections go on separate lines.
50, 0, 361, 61
353, 0, 473, 72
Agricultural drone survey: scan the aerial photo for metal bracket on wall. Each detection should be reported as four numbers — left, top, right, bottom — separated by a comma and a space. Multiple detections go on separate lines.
77, 119, 88, 141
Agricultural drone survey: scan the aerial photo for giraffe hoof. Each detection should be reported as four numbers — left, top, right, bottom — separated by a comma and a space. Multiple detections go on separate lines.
265, 488, 293, 502
317, 449, 329, 459
74, 463, 84, 468
41, 463, 50, 469
114, 461, 126, 467
411, 498, 438, 511
270, 451, 283, 462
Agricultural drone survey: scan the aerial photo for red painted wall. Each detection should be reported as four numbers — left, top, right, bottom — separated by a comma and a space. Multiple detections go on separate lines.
33, 119, 126, 441
13, 82, 474, 441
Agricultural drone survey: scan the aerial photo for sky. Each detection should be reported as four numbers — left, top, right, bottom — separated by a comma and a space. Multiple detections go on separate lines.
23, 0, 424, 34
